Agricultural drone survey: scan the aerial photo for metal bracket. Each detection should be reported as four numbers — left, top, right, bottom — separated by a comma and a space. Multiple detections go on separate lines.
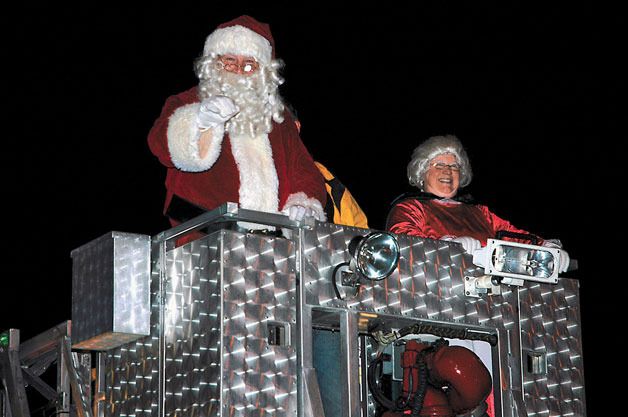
464, 275, 502, 298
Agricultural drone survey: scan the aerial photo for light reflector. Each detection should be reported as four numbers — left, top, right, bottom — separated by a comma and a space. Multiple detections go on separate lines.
351, 232, 400, 281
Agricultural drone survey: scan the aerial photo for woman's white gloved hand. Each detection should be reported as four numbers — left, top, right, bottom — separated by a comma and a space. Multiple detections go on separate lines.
441, 235, 482, 254
557, 250, 570, 273
542, 239, 562, 249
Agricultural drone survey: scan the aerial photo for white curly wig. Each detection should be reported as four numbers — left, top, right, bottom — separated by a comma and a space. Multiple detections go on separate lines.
407, 135, 473, 190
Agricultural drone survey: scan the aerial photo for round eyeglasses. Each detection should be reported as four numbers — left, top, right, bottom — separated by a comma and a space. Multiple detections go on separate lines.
217, 55, 260, 75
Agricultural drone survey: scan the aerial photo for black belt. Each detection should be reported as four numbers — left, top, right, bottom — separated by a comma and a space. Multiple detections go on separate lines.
166, 194, 208, 224
233, 225, 284, 238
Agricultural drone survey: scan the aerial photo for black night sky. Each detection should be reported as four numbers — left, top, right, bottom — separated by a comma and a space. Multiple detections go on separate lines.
3, 2, 622, 414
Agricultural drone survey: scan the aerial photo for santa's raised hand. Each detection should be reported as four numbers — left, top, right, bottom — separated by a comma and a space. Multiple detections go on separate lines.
197, 95, 239, 131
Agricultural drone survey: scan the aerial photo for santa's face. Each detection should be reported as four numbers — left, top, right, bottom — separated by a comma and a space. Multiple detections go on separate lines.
200, 57, 268, 136
424, 153, 461, 198
196, 53, 284, 137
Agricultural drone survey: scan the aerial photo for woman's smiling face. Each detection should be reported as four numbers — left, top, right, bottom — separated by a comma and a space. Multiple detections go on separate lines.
423, 153, 461, 198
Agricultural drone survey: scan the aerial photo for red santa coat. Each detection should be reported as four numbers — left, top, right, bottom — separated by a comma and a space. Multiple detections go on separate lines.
148, 87, 326, 225
386, 197, 540, 245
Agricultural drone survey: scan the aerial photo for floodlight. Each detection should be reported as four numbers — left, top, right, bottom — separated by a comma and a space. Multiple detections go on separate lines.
473, 239, 563, 284
333, 232, 400, 299
350, 232, 400, 281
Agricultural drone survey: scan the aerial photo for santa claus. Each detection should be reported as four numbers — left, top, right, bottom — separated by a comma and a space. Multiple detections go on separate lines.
148, 15, 326, 232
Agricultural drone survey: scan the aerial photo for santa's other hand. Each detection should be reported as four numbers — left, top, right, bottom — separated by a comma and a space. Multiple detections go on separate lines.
287, 205, 308, 221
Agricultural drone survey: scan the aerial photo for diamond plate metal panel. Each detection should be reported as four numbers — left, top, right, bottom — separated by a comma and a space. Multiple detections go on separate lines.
301, 222, 585, 417
112, 234, 151, 336
104, 240, 161, 417
163, 237, 222, 417
303, 223, 492, 324
72, 232, 151, 350
520, 278, 586, 416
99, 218, 585, 417
103, 230, 299, 417
220, 231, 297, 417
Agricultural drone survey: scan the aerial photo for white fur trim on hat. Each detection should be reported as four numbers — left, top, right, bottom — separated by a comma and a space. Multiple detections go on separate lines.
281, 192, 327, 222
203, 25, 272, 65
167, 103, 224, 172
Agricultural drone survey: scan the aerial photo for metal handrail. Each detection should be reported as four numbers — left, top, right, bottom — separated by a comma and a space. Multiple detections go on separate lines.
152, 201, 314, 244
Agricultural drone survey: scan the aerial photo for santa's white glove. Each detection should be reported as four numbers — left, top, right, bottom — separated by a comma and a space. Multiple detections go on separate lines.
284, 205, 319, 222
197, 96, 239, 131
441, 235, 482, 254
557, 249, 570, 273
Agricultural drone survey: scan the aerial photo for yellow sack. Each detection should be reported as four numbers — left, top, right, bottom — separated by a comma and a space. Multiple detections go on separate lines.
315, 162, 369, 228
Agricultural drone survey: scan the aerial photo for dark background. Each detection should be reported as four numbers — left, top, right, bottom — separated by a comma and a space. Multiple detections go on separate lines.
3, 2, 621, 414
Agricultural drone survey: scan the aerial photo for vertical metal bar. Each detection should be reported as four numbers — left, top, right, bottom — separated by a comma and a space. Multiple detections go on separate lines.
75, 353, 92, 416
499, 288, 526, 417
218, 230, 225, 416
93, 353, 106, 417
358, 336, 370, 417
154, 238, 168, 417
0, 385, 7, 417
512, 287, 527, 417
294, 224, 325, 417
295, 227, 310, 417
299, 305, 325, 417
57, 338, 70, 417
295, 227, 304, 417
300, 306, 314, 369
490, 333, 504, 417
339, 311, 360, 417
60, 338, 92, 417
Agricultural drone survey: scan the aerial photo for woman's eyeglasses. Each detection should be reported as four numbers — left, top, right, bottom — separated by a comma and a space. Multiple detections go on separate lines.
431, 162, 461, 172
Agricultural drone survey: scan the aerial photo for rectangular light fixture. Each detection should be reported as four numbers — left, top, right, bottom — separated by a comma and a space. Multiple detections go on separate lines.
472, 239, 561, 284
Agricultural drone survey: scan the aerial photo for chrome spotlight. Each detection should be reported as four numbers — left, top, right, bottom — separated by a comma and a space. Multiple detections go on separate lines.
473, 239, 562, 284
350, 232, 400, 281
333, 232, 400, 299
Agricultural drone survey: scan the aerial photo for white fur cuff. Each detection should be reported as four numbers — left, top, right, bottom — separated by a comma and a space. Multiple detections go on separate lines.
282, 192, 327, 222
167, 103, 224, 172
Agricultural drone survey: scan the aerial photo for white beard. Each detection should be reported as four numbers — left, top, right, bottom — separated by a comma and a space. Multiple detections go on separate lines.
199, 67, 275, 137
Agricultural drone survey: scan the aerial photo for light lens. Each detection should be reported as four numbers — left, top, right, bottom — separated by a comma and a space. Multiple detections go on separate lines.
493, 246, 555, 278
355, 232, 400, 281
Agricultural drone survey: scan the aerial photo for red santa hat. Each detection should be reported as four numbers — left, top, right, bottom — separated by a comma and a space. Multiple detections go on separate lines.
203, 15, 275, 65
